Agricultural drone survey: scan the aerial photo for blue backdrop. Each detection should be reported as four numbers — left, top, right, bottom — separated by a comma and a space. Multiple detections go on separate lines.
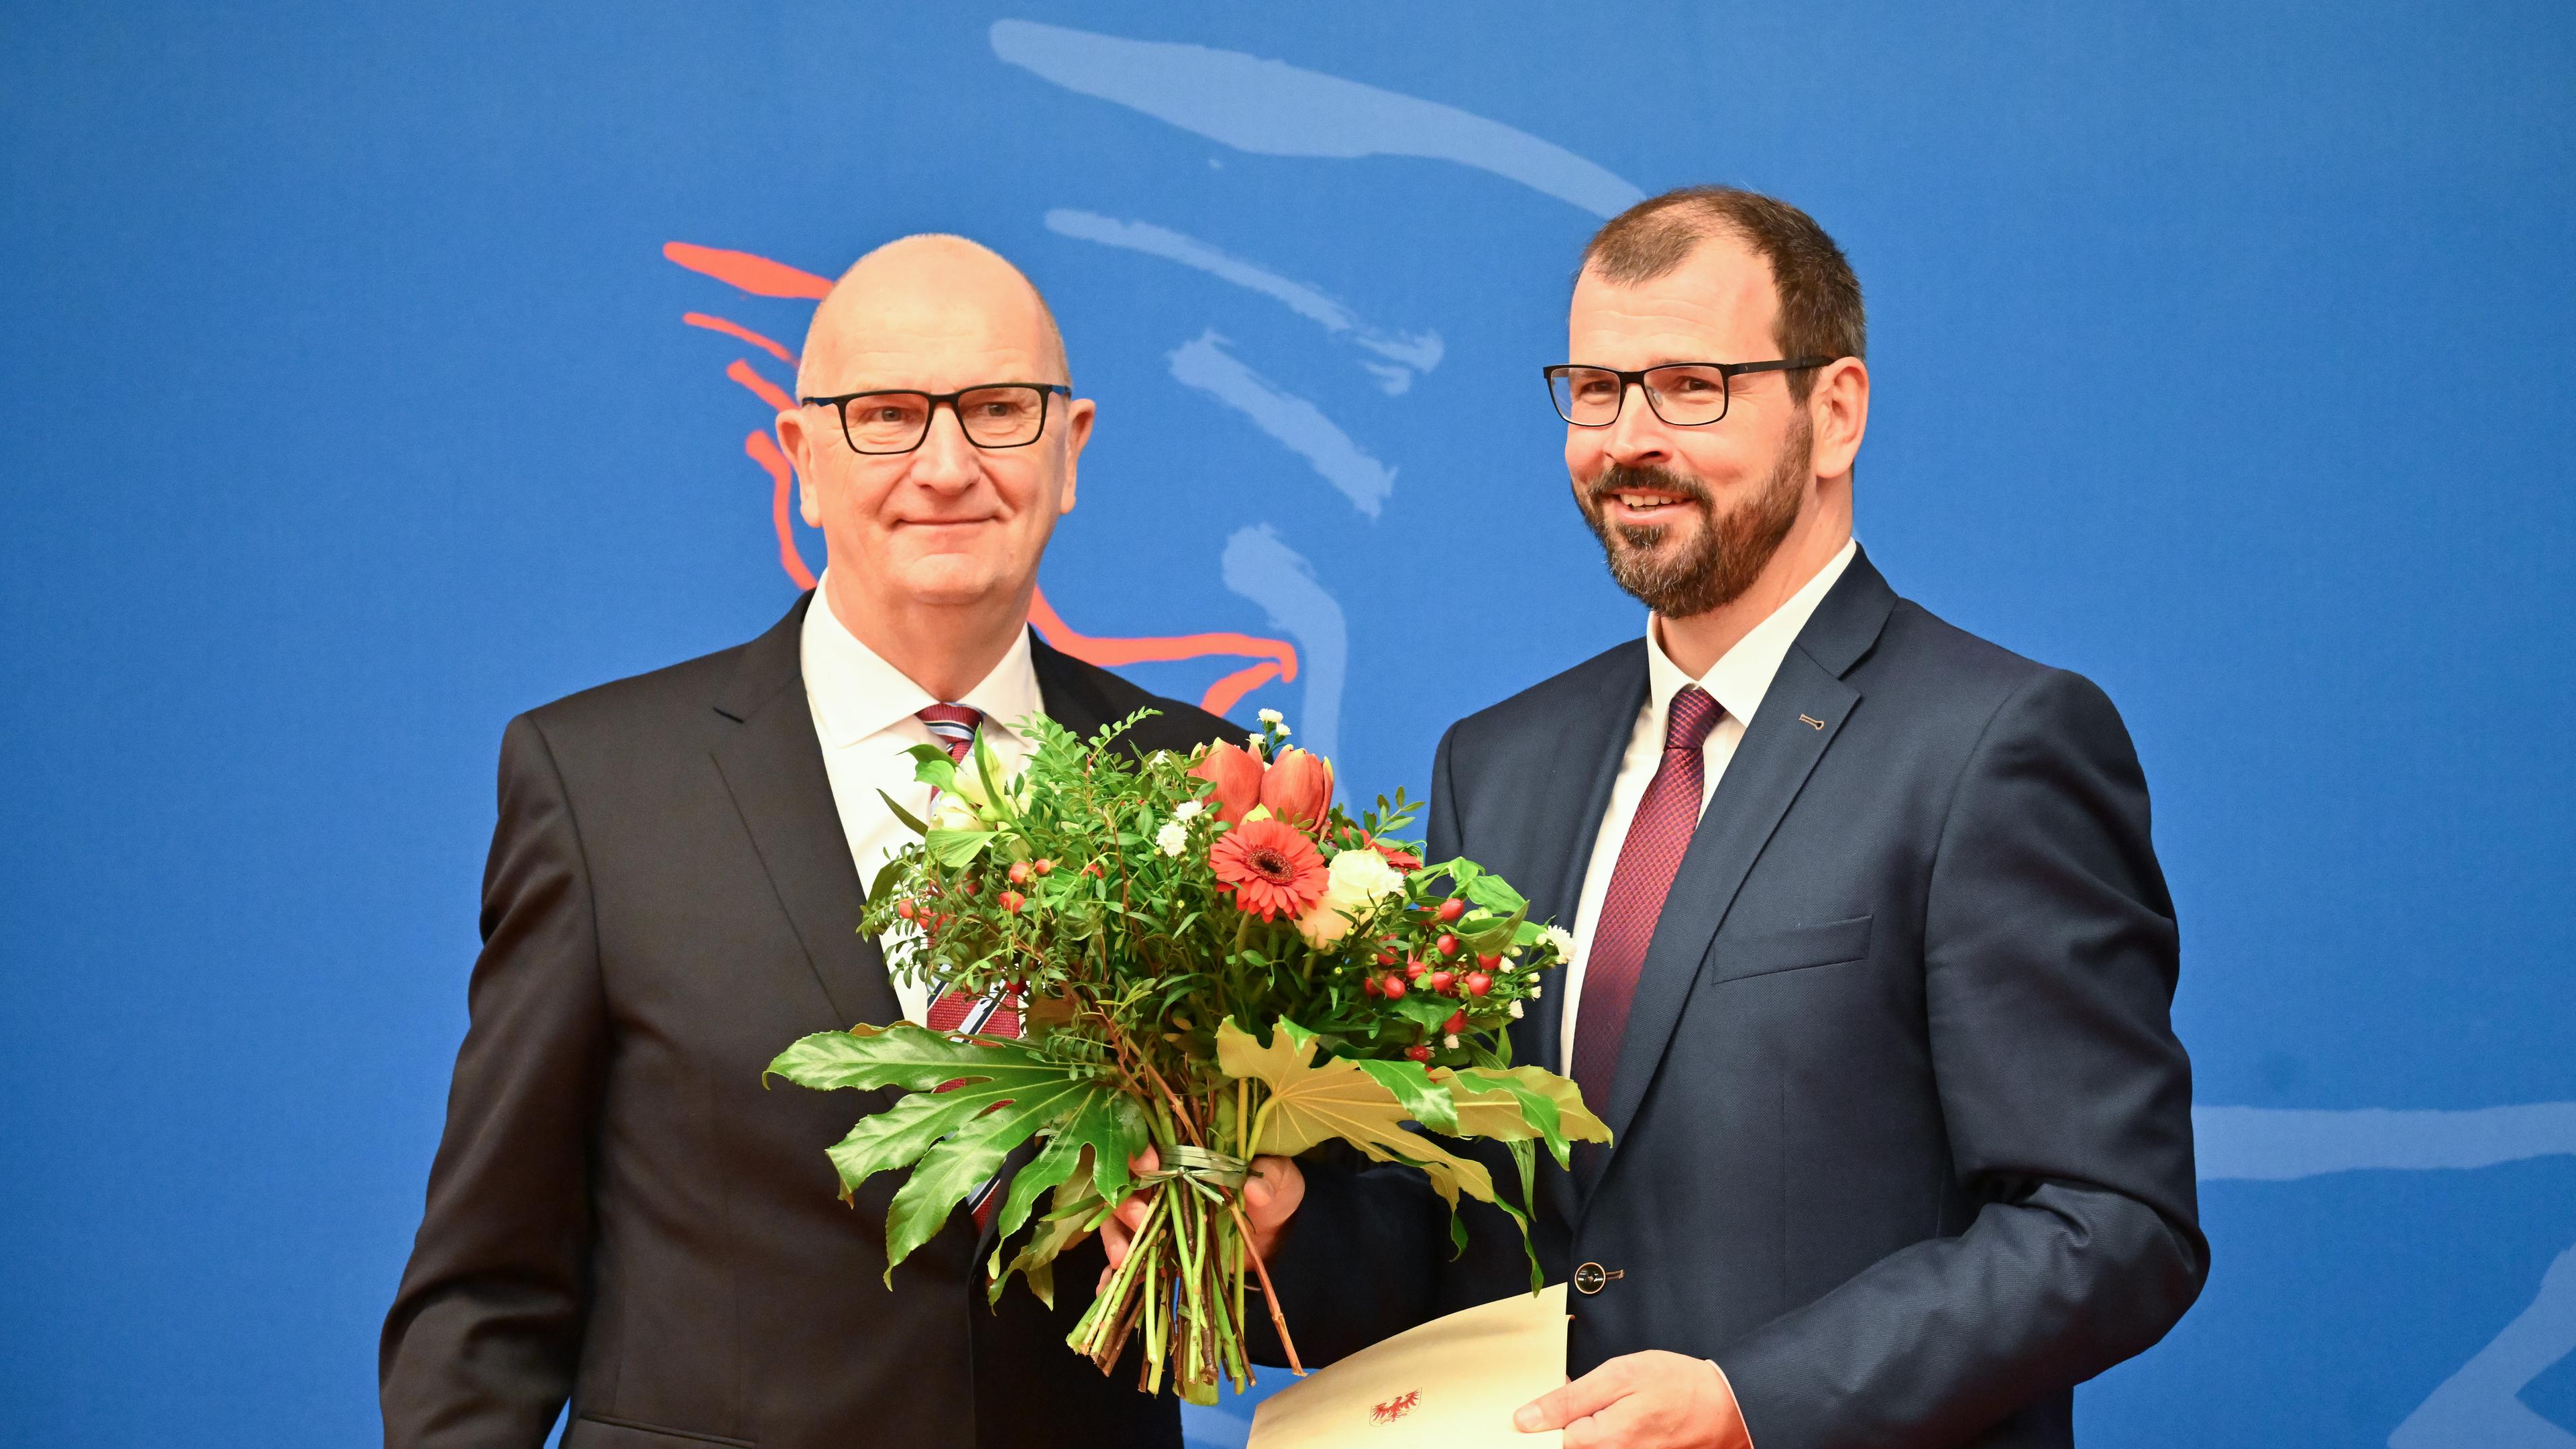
5, 6, 2573, 1446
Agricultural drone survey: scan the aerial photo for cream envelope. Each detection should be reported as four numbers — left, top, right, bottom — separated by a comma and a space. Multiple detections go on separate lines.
1248, 1284, 1568, 1448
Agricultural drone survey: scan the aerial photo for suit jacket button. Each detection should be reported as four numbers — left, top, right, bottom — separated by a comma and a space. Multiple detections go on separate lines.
1573, 1261, 1622, 1295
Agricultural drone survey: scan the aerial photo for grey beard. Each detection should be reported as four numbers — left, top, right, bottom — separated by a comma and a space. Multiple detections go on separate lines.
1578, 423, 1811, 619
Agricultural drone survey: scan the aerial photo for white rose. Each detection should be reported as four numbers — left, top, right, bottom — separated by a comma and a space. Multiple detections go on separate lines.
1293, 848, 1408, 947
1173, 800, 1204, 822
1155, 821, 1189, 857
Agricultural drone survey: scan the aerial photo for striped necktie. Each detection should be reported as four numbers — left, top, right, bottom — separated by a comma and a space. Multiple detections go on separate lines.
912, 704, 1022, 1230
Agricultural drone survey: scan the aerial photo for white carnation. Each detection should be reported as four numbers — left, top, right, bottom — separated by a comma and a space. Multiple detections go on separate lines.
1155, 821, 1189, 857
1540, 924, 1576, 960
1257, 708, 1285, 727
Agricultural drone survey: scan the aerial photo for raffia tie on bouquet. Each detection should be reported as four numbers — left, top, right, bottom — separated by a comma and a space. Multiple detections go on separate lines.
1138, 1144, 1249, 1201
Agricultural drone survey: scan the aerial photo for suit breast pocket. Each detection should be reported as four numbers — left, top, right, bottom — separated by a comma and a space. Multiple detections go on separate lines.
1705, 913, 1874, 985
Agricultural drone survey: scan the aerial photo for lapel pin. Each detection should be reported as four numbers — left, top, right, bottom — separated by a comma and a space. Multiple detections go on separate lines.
1798, 714, 1826, 730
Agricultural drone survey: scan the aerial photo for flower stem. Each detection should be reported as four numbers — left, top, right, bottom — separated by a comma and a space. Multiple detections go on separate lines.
1228, 1195, 1304, 1375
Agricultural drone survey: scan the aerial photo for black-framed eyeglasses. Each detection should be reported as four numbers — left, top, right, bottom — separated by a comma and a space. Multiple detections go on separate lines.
1542, 359, 1836, 427
799, 383, 1074, 455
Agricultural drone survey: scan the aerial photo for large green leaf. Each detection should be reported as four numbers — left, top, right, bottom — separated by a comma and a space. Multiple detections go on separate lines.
1350, 1057, 1460, 1134
1442, 1064, 1611, 1167
988, 1087, 1150, 1246
991, 1182, 1106, 1310
767, 1024, 1114, 1281
1213, 1018, 1493, 1210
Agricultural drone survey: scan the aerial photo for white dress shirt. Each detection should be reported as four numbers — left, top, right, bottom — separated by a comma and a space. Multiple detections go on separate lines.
1558, 539, 1860, 1067
800, 570, 1044, 1026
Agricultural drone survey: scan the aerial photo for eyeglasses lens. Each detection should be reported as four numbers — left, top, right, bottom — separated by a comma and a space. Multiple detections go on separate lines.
953, 386, 1047, 447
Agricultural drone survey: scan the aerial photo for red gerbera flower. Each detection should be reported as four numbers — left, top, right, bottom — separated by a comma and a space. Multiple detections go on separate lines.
1210, 817, 1330, 922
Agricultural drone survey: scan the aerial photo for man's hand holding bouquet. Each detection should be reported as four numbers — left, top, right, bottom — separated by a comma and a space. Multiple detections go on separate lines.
767, 711, 1605, 1405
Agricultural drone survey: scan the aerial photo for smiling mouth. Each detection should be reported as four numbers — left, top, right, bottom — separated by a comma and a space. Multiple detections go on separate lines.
1609, 491, 1690, 515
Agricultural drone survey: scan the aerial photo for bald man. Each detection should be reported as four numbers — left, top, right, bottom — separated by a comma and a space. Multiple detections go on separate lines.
381, 236, 1231, 1449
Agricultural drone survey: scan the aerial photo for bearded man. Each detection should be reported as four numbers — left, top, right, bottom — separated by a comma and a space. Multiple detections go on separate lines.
1233, 188, 2207, 1446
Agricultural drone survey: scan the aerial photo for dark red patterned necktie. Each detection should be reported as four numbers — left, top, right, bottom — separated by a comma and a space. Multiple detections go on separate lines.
1569, 684, 1722, 1124
912, 704, 1022, 1229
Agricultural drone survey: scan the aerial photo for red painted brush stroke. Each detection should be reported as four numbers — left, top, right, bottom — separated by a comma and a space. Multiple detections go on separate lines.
686, 312, 798, 366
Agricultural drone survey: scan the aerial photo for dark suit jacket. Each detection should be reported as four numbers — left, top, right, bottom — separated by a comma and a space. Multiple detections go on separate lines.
382, 594, 1236, 1449
1262, 551, 2206, 1448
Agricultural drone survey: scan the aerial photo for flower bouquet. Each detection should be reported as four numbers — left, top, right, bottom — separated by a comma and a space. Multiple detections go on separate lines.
766, 712, 1607, 1405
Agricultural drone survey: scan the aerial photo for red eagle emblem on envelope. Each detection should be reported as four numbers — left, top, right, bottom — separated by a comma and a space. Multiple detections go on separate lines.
1370, 1389, 1422, 1424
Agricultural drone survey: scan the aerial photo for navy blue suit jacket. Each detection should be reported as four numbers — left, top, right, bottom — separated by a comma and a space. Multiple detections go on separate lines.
1262, 551, 2205, 1448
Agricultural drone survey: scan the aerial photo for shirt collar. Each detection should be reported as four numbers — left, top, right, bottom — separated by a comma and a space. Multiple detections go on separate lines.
800, 570, 1044, 747
1646, 538, 1860, 731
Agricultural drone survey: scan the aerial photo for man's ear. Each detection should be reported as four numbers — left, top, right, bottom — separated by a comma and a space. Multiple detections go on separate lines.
1056, 396, 1097, 517
1809, 358, 1870, 481
777, 409, 824, 527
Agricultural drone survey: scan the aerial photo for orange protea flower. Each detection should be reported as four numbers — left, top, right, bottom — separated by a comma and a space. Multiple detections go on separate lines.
1210, 817, 1330, 922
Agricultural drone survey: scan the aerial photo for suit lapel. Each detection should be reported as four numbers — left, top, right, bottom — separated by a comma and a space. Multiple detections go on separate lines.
1587, 551, 1897, 1197
1504, 645, 1646, 1231
1520, 645, 1648, 1079
1029, 635, 1110, 739
710, 594, 903, 1030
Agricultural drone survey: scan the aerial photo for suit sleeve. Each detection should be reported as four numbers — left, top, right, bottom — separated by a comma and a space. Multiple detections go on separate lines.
1246, 726, 1468, 1366
380, 714, 608, 1447
1717, 669, 2208, 1448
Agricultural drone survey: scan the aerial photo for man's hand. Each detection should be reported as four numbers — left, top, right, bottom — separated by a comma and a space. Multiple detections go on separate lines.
1513, 1350, 1752, 1449
1098, 1146, 1304, 1287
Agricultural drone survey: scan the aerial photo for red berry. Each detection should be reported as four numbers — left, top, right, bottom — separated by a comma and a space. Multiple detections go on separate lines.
1436, 934, 1460, 958
1007, 861, 1030, 885
1477, 953, 1502, 969
1443, 1011, 1468, 1035
1364, 975, 1385, 997
1033, 858, 1055, 875
1437, 898, 1466, 923
998, 890, 1026, 913
1383, 975, 1407, 1000
1377, 949, 1399, 966
1405, 1044, 1434, 1063
961, 877, 980, 896
1464, 971, 1493, 997
1404, 959, 1427, 981
895, 900, 916, 921
1426, 970, 1456, 995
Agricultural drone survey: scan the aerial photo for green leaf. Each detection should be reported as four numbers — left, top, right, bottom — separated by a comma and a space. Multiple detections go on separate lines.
1213, 1018, 1494, 1210
1350, 1057, 1460, 1134
923, 828, 996, 867
875, 788, 930, 838
906, 745, 960, 794
988, 1087, 1149, 1245
989, 1182, 1105, 1309
767, 1024, 1112, 1281
1440, 1065, 1611, 1167
865, 855, 909, 912
1459, 869, 1527, 915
